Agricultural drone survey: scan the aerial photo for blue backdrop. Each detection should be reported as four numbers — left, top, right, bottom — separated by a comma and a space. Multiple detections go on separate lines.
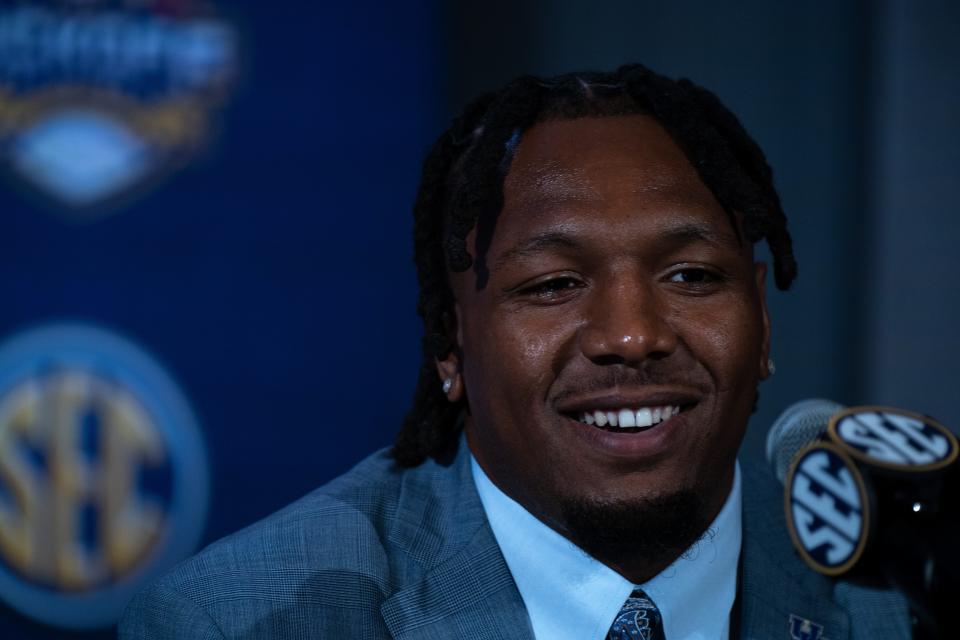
0, 1, 440, 636
1, 1, 958, 637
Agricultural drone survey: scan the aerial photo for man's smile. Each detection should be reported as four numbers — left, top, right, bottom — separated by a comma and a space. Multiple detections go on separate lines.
555, 386, 701, 429
577, 404, 681, 429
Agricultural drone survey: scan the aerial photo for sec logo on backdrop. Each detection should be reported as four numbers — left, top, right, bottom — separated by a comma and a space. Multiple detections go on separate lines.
0, 324, 208, 629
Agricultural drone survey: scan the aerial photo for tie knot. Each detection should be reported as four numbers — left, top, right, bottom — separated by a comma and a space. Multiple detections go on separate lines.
606, 588, 665, 640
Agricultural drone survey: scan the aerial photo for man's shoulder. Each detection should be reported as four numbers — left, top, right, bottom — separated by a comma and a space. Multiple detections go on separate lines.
169, 446, 405, 585
120, 445, 476, 639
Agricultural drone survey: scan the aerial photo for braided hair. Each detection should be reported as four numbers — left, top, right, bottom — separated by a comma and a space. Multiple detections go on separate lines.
392, 63, 797, 466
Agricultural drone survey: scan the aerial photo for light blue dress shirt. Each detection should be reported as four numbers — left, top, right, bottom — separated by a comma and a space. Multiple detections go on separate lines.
471, 457, 742, 640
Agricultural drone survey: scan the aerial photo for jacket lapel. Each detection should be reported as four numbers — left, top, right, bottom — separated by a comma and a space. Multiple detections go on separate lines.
380, 439, 534, 640
381, 524, 534, 640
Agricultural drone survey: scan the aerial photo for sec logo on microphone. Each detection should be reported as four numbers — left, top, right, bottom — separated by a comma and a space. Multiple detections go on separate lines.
0, 324, 209, 629
785, 442, 870, 576
828, 406, 959, 471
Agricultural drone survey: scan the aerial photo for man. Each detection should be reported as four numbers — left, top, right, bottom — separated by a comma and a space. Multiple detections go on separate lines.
121, 64, 909, 639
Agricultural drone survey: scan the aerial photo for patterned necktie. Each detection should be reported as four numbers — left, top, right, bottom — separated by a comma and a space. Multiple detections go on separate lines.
606, 588, 666, 640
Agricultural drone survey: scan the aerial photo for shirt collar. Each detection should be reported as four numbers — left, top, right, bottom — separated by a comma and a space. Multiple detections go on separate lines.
471, 457, 742, 640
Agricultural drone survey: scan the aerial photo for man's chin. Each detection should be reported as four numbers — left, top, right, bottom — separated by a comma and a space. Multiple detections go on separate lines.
558, 489, 712, 580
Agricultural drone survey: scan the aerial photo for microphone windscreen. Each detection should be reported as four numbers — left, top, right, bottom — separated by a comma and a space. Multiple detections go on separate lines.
765, 398, 846, 483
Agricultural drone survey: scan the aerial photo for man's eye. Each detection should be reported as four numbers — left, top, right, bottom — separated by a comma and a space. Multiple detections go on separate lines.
520, 277, 582, 299
667, 268, 723, 286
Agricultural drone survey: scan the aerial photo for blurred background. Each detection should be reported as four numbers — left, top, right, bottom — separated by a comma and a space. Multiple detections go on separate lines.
0, 0, 957, 636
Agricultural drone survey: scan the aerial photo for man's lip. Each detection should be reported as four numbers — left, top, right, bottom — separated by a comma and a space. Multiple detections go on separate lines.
553, 387, 703, 414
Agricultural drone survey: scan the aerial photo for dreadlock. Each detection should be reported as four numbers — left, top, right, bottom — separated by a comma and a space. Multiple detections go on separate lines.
392, 63, 797, 466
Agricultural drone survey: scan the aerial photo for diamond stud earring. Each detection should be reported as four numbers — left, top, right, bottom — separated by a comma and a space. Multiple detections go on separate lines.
442, 378, 453, 394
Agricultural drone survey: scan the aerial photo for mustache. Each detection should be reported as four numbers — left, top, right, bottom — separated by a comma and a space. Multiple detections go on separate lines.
551, 365, 704, 402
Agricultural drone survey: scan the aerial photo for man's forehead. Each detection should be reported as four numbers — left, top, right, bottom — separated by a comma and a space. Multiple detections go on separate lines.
501, 115, 715, 213
503, 160, 597, 207
460, 115, 749, 284
502, 159, 702, 208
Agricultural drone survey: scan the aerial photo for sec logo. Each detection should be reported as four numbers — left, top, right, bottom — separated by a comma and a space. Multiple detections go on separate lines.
828, 406, 958, 471
0, 324, 208, 629
785, 442, 870, 576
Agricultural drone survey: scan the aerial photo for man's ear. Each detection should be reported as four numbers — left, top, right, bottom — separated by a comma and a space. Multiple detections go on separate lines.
434, 304, 465, 402
755, 262, 772, 380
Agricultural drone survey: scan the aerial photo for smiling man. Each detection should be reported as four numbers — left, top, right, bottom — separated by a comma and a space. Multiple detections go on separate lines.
447, 112, 769, 596
122, 65, 909, 639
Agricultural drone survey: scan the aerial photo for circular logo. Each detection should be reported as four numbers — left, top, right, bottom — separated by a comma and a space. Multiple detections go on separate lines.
828, 406, 959, 472
0, 324, 208, 629
785, 442, 870, 576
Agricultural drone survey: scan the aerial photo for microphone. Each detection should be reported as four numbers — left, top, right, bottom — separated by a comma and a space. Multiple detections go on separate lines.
765, 398, 845, 484
767, 399, 960, 640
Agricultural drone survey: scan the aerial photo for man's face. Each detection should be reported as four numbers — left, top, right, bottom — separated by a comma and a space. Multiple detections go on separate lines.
443, 115, 770, 541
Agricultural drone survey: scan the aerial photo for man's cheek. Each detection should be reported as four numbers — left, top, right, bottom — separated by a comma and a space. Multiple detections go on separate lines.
490, 315, 555, 366
694, 314, 760, 360
519, 333, 551, 362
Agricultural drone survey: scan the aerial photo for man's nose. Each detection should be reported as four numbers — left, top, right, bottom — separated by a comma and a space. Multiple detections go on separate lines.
578, 278, 678, 365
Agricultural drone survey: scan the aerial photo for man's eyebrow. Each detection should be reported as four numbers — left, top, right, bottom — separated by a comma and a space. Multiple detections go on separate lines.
660, 221, 741, 248
494, 232, 581, 269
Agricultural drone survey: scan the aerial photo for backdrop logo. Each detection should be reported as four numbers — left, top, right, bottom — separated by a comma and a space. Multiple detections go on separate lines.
0, 0, 239, 216
0, 324, 208, 629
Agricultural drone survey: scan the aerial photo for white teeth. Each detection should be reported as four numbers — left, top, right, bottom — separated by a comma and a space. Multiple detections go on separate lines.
576, 405, 684, 427
636, 407, 653, 427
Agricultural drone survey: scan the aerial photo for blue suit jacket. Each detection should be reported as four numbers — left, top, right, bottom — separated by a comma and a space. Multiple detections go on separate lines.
120, 439, 910, 639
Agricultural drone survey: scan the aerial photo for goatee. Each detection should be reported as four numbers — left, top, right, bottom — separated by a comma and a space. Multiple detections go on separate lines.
559, 489, 713, 581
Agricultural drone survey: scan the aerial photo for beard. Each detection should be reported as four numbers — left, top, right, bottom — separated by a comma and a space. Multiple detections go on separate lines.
558, 488, 714, 579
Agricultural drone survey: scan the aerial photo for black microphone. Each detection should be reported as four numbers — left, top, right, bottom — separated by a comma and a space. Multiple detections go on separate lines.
766, 400, 960, 640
